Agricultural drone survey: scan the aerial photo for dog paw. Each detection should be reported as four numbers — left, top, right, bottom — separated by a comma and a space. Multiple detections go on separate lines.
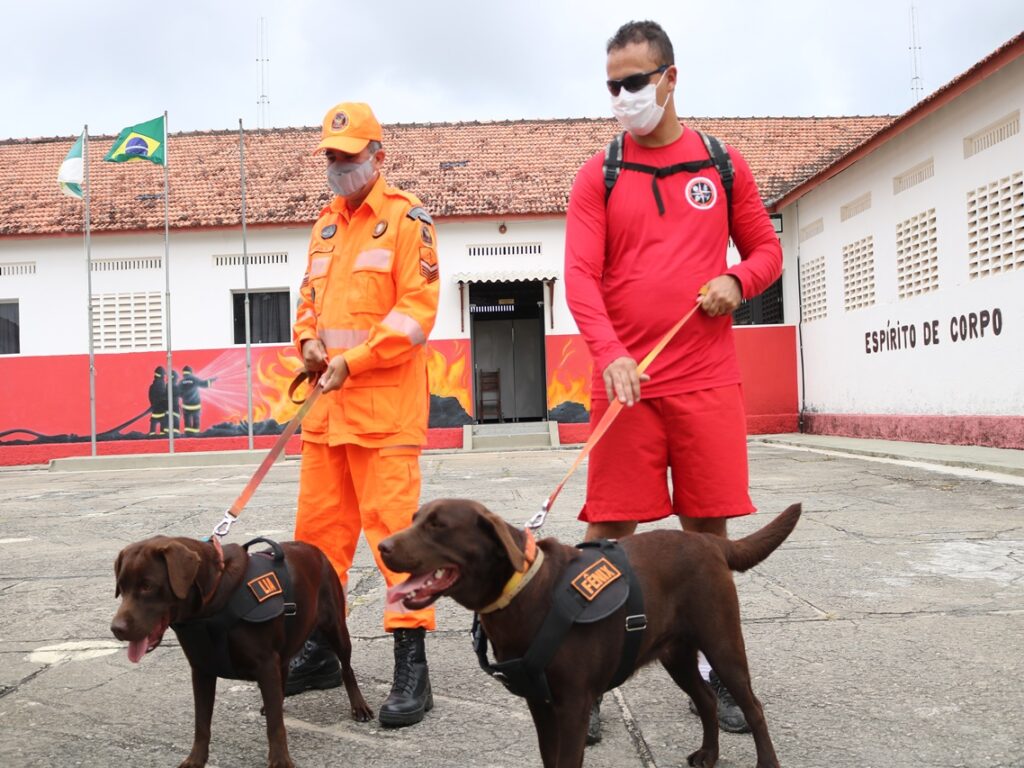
177, 756, 207, 768
268, 758, 295, 768
352, 702, 374, 722
687, 747, 718, 768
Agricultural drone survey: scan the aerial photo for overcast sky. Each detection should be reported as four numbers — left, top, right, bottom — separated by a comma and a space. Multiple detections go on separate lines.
1, 0, 1021, 141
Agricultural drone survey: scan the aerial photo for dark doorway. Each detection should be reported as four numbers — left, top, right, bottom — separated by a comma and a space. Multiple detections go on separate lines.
469, 281, 546, 422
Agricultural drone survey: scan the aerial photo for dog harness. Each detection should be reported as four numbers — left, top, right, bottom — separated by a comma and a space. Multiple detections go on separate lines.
171, 537, 296, 679
472, 538, 646, 703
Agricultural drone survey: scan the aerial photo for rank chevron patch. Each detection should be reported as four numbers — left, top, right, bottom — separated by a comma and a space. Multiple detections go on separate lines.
419, 259, 439, 283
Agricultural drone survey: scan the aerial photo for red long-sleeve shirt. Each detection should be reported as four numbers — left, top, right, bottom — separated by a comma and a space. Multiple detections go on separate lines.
565, 127, 782, 399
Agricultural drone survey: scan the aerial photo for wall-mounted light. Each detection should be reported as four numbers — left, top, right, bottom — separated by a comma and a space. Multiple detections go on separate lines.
769, 213, 783, 234
498, 222, 507, 234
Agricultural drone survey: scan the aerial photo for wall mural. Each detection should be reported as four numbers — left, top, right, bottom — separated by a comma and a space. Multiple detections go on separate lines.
0, 336, 594, 450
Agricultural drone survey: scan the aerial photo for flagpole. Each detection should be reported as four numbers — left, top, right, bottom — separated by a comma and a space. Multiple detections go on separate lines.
239, 118, 254, 451
162, 110, 175, 453
84, 126, 97, 457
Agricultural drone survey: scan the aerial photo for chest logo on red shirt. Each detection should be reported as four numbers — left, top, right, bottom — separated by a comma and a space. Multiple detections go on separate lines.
686, 177, 717, 210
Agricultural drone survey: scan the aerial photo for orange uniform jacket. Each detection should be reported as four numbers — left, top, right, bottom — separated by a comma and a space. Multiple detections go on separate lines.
293, 176, 440, 447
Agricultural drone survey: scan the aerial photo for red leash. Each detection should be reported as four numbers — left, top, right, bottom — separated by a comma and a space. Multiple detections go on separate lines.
526, 291, 706, 532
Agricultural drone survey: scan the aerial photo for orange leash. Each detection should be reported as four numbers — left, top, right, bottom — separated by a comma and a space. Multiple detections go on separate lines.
208, 372, 322, 540
526, 291, 706, 532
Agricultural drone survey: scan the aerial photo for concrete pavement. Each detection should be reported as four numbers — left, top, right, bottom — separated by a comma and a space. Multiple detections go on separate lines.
1, 437, 1022, 767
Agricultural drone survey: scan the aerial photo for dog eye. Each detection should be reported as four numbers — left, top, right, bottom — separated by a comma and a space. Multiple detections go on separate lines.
425, 516, 446, 530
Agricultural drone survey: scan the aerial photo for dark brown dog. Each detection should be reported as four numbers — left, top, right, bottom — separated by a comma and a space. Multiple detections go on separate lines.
111, 536, 372, 768
379, 499, 801, 768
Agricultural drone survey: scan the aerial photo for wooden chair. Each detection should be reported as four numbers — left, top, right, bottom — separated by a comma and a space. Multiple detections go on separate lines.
478, 369, 503, 422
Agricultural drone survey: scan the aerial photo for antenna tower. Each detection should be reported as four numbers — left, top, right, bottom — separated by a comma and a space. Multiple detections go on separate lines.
256, 17, 271, 129
909, 3, 924, 104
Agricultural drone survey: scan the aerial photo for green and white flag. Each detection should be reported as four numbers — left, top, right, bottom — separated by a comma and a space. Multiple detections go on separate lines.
58, 132, 85, 199
104, 115, 165, 165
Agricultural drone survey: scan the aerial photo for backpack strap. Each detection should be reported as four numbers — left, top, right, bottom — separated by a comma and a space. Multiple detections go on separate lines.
697, 131, 734, 229
603, 130, 732, 220
602, 132, 625, 202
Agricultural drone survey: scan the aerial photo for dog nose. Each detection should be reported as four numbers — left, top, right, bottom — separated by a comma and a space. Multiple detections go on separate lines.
110, 616, 130, 640
377, 538, 393, 556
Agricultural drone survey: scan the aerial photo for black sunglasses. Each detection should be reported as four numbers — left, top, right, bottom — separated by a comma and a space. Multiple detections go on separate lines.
606, 64, 669, 97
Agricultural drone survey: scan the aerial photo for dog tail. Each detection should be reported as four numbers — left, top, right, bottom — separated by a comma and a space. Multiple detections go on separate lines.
715, 503, 802, 572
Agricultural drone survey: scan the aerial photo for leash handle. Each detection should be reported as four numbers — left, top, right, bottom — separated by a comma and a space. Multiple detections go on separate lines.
528, 291, 707, 533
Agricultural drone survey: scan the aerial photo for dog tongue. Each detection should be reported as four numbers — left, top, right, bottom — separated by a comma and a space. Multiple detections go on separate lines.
126, 622, 166, 663
385, 572, 434, 614
127, 638, 148, 664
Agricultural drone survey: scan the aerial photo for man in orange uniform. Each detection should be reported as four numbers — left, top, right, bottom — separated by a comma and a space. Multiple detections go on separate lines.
286, 102, 441, 728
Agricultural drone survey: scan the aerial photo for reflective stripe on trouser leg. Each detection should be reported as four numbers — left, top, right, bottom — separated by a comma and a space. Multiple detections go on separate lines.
294, 441, 362, 587
345, 443, 435, 632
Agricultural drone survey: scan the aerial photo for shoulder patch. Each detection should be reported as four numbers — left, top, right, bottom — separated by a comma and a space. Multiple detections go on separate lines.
406, 206, 433, 225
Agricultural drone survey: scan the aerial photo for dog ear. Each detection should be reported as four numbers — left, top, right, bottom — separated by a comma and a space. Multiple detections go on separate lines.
477, 506, 526, 573
114, 550, 124, 597
160, 541, 202, 600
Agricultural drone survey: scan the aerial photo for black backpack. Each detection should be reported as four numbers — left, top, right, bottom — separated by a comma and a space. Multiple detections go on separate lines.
602, 130, 734, 228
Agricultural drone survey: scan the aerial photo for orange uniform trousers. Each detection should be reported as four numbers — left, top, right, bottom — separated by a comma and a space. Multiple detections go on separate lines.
295, 440, 435, 632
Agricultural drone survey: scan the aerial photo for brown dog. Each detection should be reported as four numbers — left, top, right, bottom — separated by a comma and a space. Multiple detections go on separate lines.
111, 536, 372, 768
378, 499, 801, 768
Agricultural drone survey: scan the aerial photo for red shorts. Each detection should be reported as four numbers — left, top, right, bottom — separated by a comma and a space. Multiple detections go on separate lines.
579, 384, 755, 523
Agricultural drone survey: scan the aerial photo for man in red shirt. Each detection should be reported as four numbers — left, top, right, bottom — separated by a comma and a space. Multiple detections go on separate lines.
564, 20, 782, 742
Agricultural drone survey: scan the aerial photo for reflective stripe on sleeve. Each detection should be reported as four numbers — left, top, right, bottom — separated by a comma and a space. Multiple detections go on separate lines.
318, 328, 371, 349
382, 310, 425, 346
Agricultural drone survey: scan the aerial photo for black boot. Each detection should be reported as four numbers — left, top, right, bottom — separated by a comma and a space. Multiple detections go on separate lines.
378, 627, 433, 727
689, 670, 751, 733
586, 694, 603, 745
284, 632, 342, 697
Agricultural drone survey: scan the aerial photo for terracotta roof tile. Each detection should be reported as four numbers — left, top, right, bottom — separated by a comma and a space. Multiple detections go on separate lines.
0, 117, 890, 237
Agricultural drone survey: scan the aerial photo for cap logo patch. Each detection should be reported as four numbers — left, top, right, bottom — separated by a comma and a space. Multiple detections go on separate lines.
686, 177, 717, 210
331, 112, 349, 131
373, 220, 388, 238
571, 557, 621, 601
248, 571, 283, 603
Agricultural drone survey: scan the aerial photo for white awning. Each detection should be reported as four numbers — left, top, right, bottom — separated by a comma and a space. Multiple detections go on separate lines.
452, 270, 560, 284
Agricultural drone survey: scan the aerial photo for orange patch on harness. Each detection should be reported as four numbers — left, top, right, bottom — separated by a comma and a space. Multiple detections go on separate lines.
248, 572, 283, 602
571, 557, 621, 601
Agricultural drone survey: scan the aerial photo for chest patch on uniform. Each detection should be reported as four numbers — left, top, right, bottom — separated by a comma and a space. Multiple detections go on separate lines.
321, 224, 337, 239
248, 570, 283, 602
420, 224, 434, 247
686, 177, 717, 210
571, 557, 622, 601
373, 220, 388, 238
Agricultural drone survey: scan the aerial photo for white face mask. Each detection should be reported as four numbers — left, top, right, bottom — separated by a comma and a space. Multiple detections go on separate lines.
327, 156, 377, 197
610, 71, 667, 136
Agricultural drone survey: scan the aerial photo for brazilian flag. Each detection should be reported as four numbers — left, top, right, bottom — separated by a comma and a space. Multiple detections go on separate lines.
104, 116, 165, 165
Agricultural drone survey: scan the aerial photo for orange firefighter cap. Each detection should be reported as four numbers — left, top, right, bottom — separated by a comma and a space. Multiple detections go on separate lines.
314, 102, 382, 155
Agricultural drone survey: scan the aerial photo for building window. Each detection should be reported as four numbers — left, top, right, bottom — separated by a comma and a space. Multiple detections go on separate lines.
893, 158, 934, 195
233, 290, 290, 344
897, 209, 939, 297
843, 236, 876, 311
800, 255, 827, 322
0, 301, 19, 354
733, 277, 784, 325
963, 110, 1020, 159
840, 193, 871, 222
213, 252, 288, 267
92, 291, 164, 350
967, 172, 1023, 279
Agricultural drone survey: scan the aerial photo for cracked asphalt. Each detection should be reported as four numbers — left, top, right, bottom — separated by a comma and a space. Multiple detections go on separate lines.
0, 439, 1022, 767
